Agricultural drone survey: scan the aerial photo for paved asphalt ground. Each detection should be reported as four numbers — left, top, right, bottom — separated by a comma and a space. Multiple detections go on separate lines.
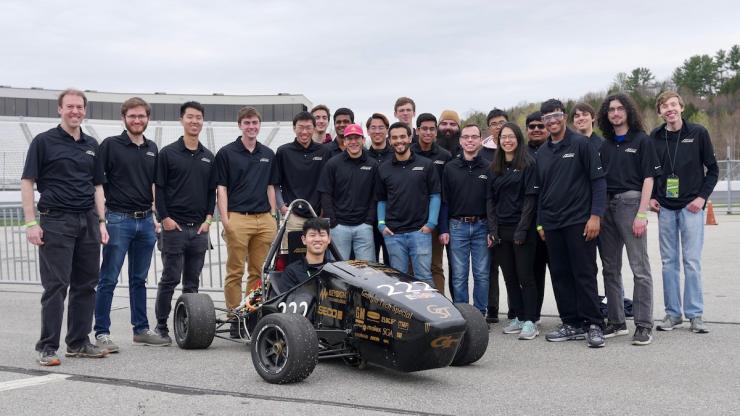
1, 213, 739, 415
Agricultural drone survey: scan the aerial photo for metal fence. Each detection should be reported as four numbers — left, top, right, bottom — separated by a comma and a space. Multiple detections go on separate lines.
0, 205, 229, 292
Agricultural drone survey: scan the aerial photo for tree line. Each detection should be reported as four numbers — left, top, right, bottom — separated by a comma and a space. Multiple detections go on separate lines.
463, 44, 739, 161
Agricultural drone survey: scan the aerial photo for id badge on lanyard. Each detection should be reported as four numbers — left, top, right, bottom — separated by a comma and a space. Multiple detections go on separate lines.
666, 174, 679, 198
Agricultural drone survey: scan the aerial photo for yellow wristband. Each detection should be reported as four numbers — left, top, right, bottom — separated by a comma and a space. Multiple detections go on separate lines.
636, 212, 647, 220
205, 218, 213, 225
536, 225, 543, 231
25, 220, 38, 228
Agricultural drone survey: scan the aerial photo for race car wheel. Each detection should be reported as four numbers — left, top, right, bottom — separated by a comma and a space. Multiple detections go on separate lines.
173, 293, 216, 349
451, 303, 489, 366
251, 313, 318, 384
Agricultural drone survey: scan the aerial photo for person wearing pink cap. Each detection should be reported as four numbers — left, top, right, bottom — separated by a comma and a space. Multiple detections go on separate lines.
317, 123, 378, 261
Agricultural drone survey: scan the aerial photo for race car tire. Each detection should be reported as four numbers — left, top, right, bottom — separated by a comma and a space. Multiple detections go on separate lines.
251, 313, 319, 384
450, 303, 489, 366
173, 293, 216, 349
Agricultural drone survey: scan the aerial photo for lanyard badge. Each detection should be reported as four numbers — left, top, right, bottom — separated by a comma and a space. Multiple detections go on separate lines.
666, 174, 679, 198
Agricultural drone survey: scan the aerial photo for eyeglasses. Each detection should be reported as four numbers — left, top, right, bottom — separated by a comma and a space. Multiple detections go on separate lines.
295, 125, 314, 131
125, 115, 148, 120
419, 126, 437, 132
527, 123, 546, 130
542, 112, 564, 122
488, 120, 506, 128
460, 135, 481, 140
369, 126, 387, 132
499, 134, 517, 141
607, 106, 626, 114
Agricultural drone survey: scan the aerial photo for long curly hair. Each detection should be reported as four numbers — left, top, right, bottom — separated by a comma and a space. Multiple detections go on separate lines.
597, 92, 644, 139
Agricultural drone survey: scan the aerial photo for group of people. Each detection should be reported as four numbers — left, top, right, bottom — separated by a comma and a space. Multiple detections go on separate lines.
21, 89, 717, 366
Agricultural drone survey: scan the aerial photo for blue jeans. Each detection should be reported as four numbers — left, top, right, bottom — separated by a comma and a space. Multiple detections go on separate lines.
449, 219, 490, 313
383, 230, 433, 285
331, 223, 376, 262
658, 207, 705, 319
94, 212, 157, 336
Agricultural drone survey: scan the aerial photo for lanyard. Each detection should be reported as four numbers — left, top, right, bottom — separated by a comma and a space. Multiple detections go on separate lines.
663, 126, 681, 175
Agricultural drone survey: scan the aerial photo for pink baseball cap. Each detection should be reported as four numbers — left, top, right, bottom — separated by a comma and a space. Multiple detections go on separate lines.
343, 124, 364, 138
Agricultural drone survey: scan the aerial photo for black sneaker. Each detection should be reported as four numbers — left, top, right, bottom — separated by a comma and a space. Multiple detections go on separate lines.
156, 328, 172, 345
603, 322, 629, 338
586, 324, 605, 348
632, 327, 653, 346
486, 309, 499, 324
229, 322, 247, 339
65, 342, 108, 358
545, 324, 586, 342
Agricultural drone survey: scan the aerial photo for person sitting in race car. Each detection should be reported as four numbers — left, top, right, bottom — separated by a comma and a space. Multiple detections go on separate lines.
279, 218, 331, 290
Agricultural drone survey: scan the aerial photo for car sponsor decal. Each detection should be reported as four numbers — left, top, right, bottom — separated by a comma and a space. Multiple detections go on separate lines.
426, 304, 452, 319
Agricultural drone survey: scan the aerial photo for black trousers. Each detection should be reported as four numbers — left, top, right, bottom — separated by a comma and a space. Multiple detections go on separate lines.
496, 225, 538, 322
487, 249, 501, 316
533, 237, 549, 321
155, 226, 209, 330
372, 226, 391, 267
36, 209, 101, 353
545, 223, 603, 328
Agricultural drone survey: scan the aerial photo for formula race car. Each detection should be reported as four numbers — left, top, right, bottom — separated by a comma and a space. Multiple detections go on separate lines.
172, 200, 489, 384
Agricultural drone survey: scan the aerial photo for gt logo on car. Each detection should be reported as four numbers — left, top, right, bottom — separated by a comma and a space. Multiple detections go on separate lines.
430, 335, 460, 349
426, 304, 451, 319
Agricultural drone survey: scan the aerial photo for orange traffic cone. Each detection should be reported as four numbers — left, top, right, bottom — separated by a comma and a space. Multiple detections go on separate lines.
706, 200, 718, 225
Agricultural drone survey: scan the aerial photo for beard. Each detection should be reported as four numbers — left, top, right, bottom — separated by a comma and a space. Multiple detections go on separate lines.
125, 120, 148, 136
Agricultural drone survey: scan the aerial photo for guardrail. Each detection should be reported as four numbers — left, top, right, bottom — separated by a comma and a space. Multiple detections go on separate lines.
0, 205, 228, 292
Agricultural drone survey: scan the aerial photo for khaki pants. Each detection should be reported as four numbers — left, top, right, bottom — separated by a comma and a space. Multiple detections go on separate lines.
223, 212, 277, 310
431, 230, 446, 292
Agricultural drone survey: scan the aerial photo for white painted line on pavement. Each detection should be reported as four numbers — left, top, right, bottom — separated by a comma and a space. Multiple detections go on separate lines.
0, 374, 70, 392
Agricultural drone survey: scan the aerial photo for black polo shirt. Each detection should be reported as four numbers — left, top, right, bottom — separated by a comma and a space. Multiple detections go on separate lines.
527, 141, 544, 158
22, 125, 105, 212
375, 153, 441, 233
99, 131, 157, 213
281, 257, 325, 289
276, 139, 330, 217
215, 138, 278, 213
489, 161, 537, 225
155, 137, 216, 224
317, 150, 377, 226
588, 132, 605, 154
411, 142, 452, 181
480, 146, 496, 162
324, 139, 344, 159
650, 120, 719, 210
442, 154, 489, 217
533, 128, 604, 230
368, 144, 393, 165
600, 130, 661, 194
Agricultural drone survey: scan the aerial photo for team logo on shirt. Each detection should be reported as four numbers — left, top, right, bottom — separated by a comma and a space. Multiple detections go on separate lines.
681, 138, 694, 143
201, 157, 211, 163
412, 166, 424, 171
625, 148, 638, 153
478, 174, 488, 180
259, 158, 270, 163
85, 150, 96, 157
146, 151, 156, 157
562, 153, 575, 158
433, 160, 445, 165
312, 156, 324, 161
360, 166, 372, 171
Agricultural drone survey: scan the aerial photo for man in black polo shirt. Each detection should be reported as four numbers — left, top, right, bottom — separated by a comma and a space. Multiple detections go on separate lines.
22, 89, 109, 365
325, 108, 354, 158
534, 99, 607, 348
524, 111, 548, 322
366, 113, 392, 165
411, 113, 452, 292
311, 104, 332, 144
279, 218, 330, 290
650, 91, 718, 334
318, 123, 377, 261
94, 97, 168, 353
276, 111, 330, 250
436, 110, 461, 156
376, 122, 441, 287
154, 101, 216, 342
215, 106, 278, 337
438, 124, 490, 312
571, 102, 606, 152
366, 113, 392, 266
596, 93, 660, 345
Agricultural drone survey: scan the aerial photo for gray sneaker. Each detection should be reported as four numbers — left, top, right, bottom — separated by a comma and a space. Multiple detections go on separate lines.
133, 329, 171, 346
656, 315, 682, 331
690, 317, 710, 334
95, 334, 119, 353
518, 321, 539, 340
38, 351, 61, 366
65, 342, 108, 358
503, 318, 523, 334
